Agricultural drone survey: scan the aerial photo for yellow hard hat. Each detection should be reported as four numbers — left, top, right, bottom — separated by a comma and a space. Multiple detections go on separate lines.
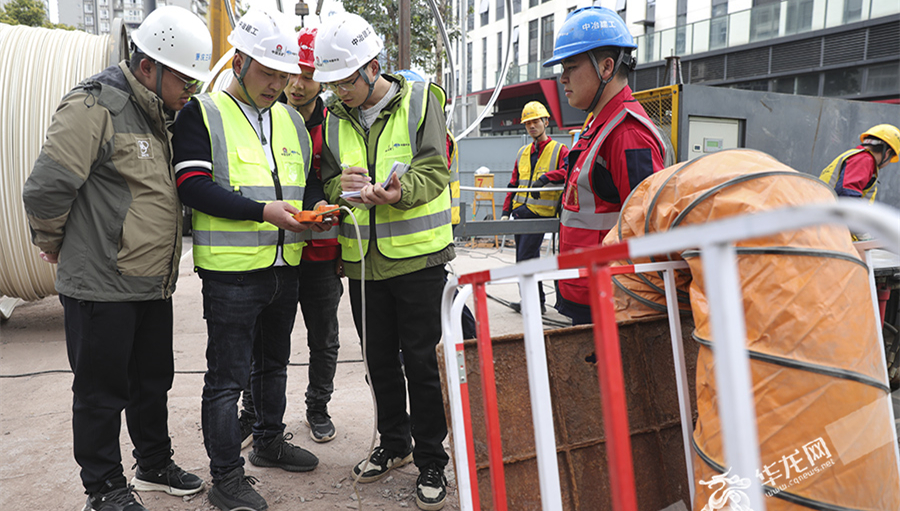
860, 124, 900, 163
521, 101, 550, 123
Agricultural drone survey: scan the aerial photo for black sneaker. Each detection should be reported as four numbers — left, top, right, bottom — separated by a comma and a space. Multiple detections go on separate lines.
239, 412, 255, 450
130, 460, 204, 496
83, 485, 147, 511
248, 432, 319, 472
208, 466, 267, 511
306, 410, 336, 443
415, 464, 448, 511
351, 446, 413, 483
510, 302, 546, 315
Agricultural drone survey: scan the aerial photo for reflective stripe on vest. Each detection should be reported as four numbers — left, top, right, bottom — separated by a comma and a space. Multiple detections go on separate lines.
560, 105, 667, 231
819, 148, 878, 203
192, 92, 310, 271
326, 81, 452, 262
512, 140, 564, 215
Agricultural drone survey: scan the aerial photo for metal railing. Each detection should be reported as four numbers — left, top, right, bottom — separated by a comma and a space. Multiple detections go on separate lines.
636, 0, 900, 64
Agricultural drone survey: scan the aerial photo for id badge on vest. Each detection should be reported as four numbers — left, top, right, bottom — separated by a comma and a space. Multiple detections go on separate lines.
564, 165, 580, 209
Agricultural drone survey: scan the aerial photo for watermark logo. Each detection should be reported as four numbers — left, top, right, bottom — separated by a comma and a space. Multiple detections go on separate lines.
760, 437, 834, 497
699, 469, 752, 511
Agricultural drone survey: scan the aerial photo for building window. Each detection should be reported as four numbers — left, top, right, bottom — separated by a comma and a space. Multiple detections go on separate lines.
467, 42, 473, 93
772, 74, 819, 96
866, 64, 900, 95
513, 0, 521, 14
750, 0, 781, 42
84, 2, 93, 13
785, 0, 813, 34
675, 0, 687, 54
482, 36, 488, 90
497, 32, 504, 69
710, 0, 728, 49
496, 0, 503, 21
480, 0, 489, 26
540, 14, 554, 63
843, 0, 863, 24
468, 0, 474, 30
529, 0, 537, 7
824, 69, 861, 96
100, 21, 110, 32
97, 0, 107, 5
528, 19, 538, 63
85, 14, 94, 25
99, 8, 109, 19
512, 26, 519, 66
730, 79, 768, 91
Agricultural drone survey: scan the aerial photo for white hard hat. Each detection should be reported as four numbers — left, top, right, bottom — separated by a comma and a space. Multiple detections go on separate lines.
313, 13, 383, 83
228, 8, 301, 75
131, 6, 213, 83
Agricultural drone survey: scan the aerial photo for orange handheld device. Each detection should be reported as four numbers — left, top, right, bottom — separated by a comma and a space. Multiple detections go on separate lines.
293, 204, 340, 223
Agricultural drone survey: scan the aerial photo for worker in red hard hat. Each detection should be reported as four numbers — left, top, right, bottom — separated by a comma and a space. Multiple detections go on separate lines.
287, 26, 343, 445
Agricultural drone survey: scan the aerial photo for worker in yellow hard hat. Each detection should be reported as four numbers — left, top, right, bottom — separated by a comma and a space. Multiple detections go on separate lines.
501, 100, 569, 314
820, 124, 900, 203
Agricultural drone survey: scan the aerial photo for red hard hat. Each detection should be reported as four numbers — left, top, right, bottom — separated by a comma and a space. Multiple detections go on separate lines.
297, 27, 317, 70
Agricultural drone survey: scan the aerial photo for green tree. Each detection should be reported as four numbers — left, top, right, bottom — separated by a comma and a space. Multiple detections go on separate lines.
0, 0, 75, 30
340, 0, 457, 83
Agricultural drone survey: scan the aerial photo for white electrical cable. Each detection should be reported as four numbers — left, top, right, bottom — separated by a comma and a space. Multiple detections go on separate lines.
334, 206, 379, 510
0, 24, 113, 301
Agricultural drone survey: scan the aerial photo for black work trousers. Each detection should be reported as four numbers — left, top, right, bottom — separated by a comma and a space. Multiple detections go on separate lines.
349, 265, 449, 469
61, 295, 174, 494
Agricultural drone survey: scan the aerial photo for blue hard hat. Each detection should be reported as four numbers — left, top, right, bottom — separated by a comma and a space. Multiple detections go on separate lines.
396, 69, 425, 82
542, 6, 636, 68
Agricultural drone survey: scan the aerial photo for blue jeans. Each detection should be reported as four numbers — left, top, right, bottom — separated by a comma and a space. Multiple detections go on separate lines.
298, 259, 342, 411
200, 267, 299, 482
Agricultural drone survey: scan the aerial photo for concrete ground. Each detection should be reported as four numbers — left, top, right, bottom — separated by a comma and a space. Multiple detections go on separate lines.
0, 240, 570, 510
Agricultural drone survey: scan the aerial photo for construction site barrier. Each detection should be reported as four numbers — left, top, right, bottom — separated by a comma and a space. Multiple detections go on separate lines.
441, 199, 900, 511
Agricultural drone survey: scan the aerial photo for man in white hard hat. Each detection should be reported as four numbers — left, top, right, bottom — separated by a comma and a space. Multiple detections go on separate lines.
501, 100, 568, 314
314, 13, 452, 511
171, 8, 326, 511
22, 6, 211, 511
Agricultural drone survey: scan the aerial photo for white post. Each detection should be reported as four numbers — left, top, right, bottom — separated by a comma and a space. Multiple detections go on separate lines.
700, 242, 766, 511
662, 268, 696, 507
518, 273, 564, 511
440, 280, 475, 511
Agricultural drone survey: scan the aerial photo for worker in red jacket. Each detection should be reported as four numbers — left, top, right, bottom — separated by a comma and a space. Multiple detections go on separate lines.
544, 6, 669, 325
501, 101, 568, 313
820, 124, 899, 203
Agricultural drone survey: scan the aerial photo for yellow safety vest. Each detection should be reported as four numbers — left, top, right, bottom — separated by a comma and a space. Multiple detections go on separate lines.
819, 148, 878, 203
192, 92, 310, 272
449, 133, 461, 225
326, 81, 452, 262
512, 139, 564, 216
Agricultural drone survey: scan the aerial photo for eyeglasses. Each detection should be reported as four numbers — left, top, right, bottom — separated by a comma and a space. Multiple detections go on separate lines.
324, 72, 362, 93
165, 66, 203, 92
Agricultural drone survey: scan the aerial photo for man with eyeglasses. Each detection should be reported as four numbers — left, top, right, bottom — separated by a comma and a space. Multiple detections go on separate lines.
22, 6, 211, 511
544, 6, 668, 326
314, 13, 453, 511
172, 8, 326, 511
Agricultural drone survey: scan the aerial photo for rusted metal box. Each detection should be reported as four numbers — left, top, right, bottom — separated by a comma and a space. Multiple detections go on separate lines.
438, 316, 699, 510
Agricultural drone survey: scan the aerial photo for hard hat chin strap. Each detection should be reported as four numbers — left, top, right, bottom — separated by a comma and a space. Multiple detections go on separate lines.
235, 55, 272, 145
358, 63, 377, 105
154, 61, 165, 105
585, 49, 626, 114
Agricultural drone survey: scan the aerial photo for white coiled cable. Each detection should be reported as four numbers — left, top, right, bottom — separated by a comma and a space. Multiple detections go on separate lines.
0, 23, 113, 301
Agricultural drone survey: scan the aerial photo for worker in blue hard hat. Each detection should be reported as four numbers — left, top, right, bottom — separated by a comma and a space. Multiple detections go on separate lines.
545, 6, 669, 325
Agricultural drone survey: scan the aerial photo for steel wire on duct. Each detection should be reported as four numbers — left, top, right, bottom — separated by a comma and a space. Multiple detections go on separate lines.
0, 24, 112, 301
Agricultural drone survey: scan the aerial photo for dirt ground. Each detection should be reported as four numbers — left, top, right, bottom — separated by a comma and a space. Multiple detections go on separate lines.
0, 241, 568, 510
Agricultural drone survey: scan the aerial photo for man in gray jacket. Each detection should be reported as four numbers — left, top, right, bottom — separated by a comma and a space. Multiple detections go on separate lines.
22, 7, 212, 511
